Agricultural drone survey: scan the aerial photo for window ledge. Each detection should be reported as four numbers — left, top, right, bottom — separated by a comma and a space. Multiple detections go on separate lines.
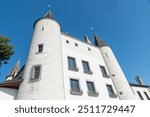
84, 70, 93, 75
70, 89, 83, 95
68, 67, 79, 72
109, 93, 118, 98
103, 75, 110, 78
88, 91, 99, 97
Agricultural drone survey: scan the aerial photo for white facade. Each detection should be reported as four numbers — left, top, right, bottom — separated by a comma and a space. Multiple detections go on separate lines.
130, 85, 150, 100
61, 34, 118, 100
0, 9, 149, 100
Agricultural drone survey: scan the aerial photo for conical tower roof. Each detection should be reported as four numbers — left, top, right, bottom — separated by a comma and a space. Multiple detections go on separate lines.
8, 59, 20, 77
33, 8, 55, 28
44, 9, 54, 19
94, 33, 106, 47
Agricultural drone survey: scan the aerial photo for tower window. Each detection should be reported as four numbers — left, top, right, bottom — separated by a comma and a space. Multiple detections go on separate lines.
66, 40, 69, 43
144, 92, 150, 100
75, 43, 78, 47
70, 79, 83, 95
38, 44, 43, 53
68, 57, 78, 71
137, 91, 144, 100
106, 84, 117, 98
88, 47, 91, 51
82, 61, 92, 74
31, 65, 41, 81
41, 26, 44, 31
100, 66, 109, 78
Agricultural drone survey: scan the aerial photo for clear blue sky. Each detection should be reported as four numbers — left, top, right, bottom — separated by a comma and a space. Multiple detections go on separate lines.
0, 0, 150, 85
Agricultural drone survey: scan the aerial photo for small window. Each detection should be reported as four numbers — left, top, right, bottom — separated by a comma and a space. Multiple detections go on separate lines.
41, 26, 44, 31
31, 65, 41, 81
106, 84, 117, 98
68, 57, 78, 71
70, 79, 83, 95
88, 47, 91, 51
82, 61, 92, 74
137, 91, 144, 100
100, 66, 109, 78
144, 92, 150, 100
87, 81, 98, 97
38, 44, 43, 53
87, 81, 95, 93
66, 40, 69, 43
75, 43, 78, 47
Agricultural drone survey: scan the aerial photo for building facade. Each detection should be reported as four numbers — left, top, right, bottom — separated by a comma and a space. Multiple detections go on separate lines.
0, 9, 149, 100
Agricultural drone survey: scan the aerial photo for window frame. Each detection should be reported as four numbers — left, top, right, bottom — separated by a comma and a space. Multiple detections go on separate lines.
67, 56, 78, 71
100, 65, 109, 78
86, 81, 99, 97
70, 79, 83, 95
82, 60, 92, 74
38, 44, 43, 53
30, 65, 42, 82
106, 84, 117, 98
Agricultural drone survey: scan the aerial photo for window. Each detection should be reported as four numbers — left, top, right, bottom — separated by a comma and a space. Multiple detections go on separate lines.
70, 79, 83, 95
31, 65, 41, 81
106, 84, 117, 98
82, 61, 92, 74
87, 81, 99, 97
66, 40, 69, 43
137, 91, 144, 100
144, 92, 150, 100
41, 26, 44, 31
68, 57, 78, 71
75, 43, 78, 47
88, 47, 91, 51
100, 66, 109, 78
38, 44, 43, 53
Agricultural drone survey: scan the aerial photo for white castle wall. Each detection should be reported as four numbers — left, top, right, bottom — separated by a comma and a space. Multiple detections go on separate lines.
61, 34, 119, 100
17, 18, 64, 100
0, 88, 18, 100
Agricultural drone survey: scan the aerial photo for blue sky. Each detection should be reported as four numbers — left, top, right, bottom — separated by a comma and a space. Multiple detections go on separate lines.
0, 0, 150, 85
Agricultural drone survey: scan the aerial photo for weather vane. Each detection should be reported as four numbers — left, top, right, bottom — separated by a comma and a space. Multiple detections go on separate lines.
91, 27, 95, 34
48, 4, 51, 10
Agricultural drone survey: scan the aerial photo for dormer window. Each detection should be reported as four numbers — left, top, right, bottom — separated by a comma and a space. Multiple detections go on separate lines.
38, 44, 43, 53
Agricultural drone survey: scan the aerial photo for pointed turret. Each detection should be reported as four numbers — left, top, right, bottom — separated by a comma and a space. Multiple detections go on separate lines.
84, 35, 91, 44
6, 59, 20, 81
94, 33, 106, 47
33, 7, 56, 29
44, 9, 54, 19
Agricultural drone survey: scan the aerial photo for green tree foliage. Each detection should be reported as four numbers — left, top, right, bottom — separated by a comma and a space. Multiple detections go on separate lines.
0, 35, 14, 67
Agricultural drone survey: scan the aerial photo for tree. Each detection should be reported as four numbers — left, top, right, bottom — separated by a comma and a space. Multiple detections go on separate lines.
0, 35, 14, 67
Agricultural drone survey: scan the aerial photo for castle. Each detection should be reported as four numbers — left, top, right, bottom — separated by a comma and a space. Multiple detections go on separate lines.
0, 8, 149, 100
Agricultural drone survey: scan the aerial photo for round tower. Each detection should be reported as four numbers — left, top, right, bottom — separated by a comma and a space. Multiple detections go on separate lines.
17, 9, 64, 99
94, 34, 137, 100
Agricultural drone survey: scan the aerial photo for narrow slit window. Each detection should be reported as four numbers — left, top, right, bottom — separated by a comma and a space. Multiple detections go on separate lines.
38, 44, 43, 53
